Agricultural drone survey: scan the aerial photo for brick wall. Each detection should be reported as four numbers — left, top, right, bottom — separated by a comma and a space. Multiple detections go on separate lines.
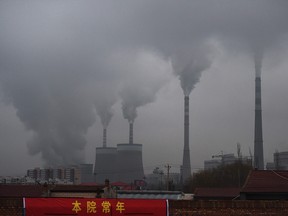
169, 200, 288, 216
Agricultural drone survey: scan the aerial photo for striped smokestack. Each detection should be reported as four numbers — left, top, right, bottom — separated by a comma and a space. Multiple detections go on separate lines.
103, 128, 107, 148
254, 76, 264, 169
182, 95, 192, 181
129, 122, 133, 145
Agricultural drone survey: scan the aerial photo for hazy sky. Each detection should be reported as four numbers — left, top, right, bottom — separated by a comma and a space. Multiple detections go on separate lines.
0, 0, 288, 176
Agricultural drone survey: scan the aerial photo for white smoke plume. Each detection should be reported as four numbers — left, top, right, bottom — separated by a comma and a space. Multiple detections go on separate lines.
253, 48, 264, 78
0, 66, 97, 167
172, 43, 214, 96
115, 49, 172, 123
0, 0, 288, 173
95, 101, 114, 129
94, 88, 117, 129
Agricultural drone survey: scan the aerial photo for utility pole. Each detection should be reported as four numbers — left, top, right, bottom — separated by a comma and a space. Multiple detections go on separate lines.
165, 164, 171, 191
159, 170, 163, 190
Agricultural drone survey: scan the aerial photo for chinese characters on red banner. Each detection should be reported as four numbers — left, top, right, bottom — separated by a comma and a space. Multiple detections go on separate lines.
71, 199, 125, 214
24, 198, 167, 216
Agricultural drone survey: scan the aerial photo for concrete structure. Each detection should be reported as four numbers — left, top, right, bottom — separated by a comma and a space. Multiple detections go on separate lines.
254, 66, 264, 169
94, 147, 117, 183
274, 151, 288, 170
94, 126, 118, 183
204, 154, 252, 170
93, 122, 145, 184
266, 151, 288, 170
116, 143, 145, 183
182, 96, 192, 183
51, 168, 64, 180
129, 122, 133, 145
79, 164, 94, 183
26, 165, 92, 184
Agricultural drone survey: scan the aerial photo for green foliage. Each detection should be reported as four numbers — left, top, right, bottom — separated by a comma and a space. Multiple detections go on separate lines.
183, 161, 253, 193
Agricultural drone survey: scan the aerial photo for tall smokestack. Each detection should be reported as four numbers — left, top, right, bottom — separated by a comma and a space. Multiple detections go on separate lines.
129, 122, 133, 145
254, 76, 264, 169
253, 49, 264, 170
182, 95, 192, 181
103, 128, 107, 148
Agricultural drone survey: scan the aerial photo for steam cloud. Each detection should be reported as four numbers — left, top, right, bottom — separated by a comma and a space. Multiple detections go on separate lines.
94, 91, 116, 129
172, 44, 214, 96
253, 48, 264, 78
118, 49, 171, 123
0, 0, 288, 168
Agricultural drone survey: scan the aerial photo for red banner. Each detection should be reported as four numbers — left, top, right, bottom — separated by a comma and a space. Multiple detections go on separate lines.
24, 198, 168, 216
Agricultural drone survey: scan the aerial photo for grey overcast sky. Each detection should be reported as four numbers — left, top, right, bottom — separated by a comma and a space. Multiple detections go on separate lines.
0, 0, 288, 176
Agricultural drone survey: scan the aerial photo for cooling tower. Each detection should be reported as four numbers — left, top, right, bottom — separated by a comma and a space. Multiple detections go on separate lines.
116, 143, 145, 183
94, 147, 117, 183
254, 76, 264, 169
182, 95, 192, 182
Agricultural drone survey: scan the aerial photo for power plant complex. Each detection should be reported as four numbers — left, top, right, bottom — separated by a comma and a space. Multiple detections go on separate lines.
94, 94, 193, 184
93, 52, 266, 184
24, 57, 268, 185
94, 123, 144, 184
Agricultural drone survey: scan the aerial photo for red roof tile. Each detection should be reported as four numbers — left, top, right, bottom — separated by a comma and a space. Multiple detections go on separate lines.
194, 187, 240, 198
241, 170, 288, 193
0, 185, 43, 197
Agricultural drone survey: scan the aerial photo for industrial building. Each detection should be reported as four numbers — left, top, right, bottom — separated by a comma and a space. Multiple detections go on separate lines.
94, 120, 145, 184
26, 164, 93, 184
266, 151, 288, 170
94, 143, 145, 184
204, 153, 252, 170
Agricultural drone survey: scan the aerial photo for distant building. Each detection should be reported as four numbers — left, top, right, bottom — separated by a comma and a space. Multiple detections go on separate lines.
51, 167, 64, 180
204, 160, 221, 170
146, 168, 164, 190
266, 151, 288, 170
25, 164, 93, 184
204, 153, 252, 170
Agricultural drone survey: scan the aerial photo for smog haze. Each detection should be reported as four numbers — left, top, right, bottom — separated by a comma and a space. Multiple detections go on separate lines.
0, 0, 288, 175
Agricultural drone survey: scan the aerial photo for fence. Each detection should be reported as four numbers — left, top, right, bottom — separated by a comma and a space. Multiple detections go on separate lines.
1, 198, 288, 216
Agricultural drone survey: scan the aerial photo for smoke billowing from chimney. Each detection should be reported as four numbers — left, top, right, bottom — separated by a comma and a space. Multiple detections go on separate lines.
1, 67, 97, 167
95, 97, 115, 129
1, 1, 288, 173
120, 86, 155, 123
116, 49, 172, 123
254, 48, 263, 78
172, 44, 213, 96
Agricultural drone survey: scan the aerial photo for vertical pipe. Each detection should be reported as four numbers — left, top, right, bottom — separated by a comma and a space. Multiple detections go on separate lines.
254, 76, 264, 169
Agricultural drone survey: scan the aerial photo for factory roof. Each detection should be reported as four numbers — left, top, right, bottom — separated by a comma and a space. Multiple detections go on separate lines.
241, 170, 288, 193
194, 187, 240, 200
117, 190, 184, 200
